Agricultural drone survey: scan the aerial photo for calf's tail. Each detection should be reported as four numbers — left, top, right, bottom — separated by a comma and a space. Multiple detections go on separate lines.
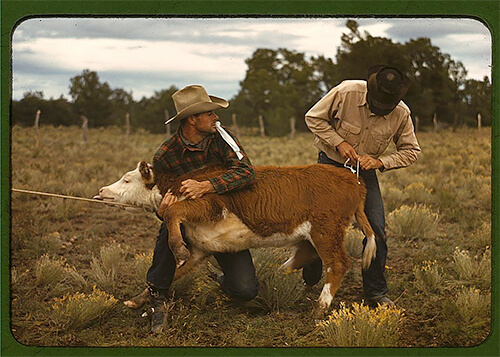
354, 199, 377, 270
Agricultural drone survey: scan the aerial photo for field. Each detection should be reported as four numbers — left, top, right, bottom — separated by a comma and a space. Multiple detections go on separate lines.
9, 125, 492, 349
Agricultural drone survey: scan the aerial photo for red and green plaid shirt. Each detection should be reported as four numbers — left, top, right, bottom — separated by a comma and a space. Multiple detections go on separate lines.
152, 126, 255, 194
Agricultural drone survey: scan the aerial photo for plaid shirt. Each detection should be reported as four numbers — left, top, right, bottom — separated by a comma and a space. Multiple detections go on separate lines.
152, 126, 255, 194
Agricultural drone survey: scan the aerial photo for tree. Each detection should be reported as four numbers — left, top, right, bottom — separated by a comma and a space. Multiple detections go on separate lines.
233, 48, 321, 136
461, 76, 491, 126
109, 88, 134, 129
134, 87, 178, 133
69, 69, 113, 126
11, 91, 76, 127
334, 20, 472, 129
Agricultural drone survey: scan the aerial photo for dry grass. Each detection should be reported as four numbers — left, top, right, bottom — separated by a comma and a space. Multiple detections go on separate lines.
387, 204, 440, 240
9, 126, 492, 348
51, 286, 118, 329
316, 302, 405, 347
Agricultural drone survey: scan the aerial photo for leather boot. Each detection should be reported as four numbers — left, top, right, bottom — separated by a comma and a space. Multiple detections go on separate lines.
147, 286, 167, 334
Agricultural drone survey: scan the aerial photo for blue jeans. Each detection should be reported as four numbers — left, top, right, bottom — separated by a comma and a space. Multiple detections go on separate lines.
306, 151, 388, 299
146, 222, 258, 301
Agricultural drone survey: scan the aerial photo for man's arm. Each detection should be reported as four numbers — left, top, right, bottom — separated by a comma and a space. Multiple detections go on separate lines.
305, 85, 346, 151
207, 127, 255, 194
378, 115, 421, 171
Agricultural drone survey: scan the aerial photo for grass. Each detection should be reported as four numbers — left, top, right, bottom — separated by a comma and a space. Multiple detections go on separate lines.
9, 125, 491, 348
316, 302, 405, 347
51, 286, 118, 329
387, 204, 440, 240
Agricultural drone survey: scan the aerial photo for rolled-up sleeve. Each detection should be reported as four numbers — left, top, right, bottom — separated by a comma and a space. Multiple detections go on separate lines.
379, 115, 421, 171
305, 87, 345, 149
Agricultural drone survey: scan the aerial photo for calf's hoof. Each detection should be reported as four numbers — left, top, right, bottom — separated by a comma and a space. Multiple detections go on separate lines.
312, 306, 328, 320
123, 288, 150, 309
173, 245, 191, 268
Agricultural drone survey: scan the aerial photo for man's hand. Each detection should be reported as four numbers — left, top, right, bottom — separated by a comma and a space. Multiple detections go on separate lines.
359, 155, 384, 170
337, 141, 360, 163
157, 190, 178, 218
179, 179, 215, 200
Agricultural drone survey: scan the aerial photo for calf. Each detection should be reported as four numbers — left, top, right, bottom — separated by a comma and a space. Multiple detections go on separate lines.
95, 161, 376, 311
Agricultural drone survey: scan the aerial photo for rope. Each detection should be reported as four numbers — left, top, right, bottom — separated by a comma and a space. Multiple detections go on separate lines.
11, 188, 137, 208
343, 159, 361, 185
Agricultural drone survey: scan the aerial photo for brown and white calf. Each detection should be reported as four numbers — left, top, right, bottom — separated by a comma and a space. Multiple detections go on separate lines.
95, 161, 376, 311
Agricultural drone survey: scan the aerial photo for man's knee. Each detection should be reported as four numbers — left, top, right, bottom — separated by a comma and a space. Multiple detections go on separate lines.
220, 275, 258, 301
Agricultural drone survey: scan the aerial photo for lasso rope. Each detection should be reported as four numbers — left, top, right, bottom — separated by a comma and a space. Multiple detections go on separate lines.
11, 188, 137, 208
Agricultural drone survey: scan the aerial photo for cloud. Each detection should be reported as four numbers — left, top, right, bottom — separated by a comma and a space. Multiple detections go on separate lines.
380, 18, 491, 41
11, 17, 491, 101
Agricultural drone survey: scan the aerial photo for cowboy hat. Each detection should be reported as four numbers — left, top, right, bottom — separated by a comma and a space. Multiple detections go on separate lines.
367, 65, 410, 114
165, 85, 229, 125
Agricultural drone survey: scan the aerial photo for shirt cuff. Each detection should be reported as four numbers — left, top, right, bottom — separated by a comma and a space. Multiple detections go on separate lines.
208, 177, 227, 194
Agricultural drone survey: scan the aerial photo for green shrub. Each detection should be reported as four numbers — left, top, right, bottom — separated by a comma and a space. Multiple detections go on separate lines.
34, 254, 87, 294
133, 251, 153, 282
440, 287, 491, 345
382, 186, 404, 213
470, 222, 491, 249
387, 204, 440, 240
404, 182, 433, 205
51, 286, 118, 329
455, 287, 490, 328
100, 243, 128, 272
344, 225, 363, 259
413, 260, 447, 292
250, 249, 305, 312
452, 247, 490, 287
88, 243, 127, 291
26, 231, 62, 256
317, 302, 405, 347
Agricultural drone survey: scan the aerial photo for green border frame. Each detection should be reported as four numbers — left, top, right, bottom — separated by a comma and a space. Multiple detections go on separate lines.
2, 1, 499, 356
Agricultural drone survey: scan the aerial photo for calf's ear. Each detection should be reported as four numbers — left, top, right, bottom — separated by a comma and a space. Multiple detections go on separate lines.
138, 161, 155, 184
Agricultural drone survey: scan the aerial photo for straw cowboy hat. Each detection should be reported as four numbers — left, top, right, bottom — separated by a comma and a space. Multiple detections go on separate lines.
165, 85, 229, 125
367, 65, 410, 114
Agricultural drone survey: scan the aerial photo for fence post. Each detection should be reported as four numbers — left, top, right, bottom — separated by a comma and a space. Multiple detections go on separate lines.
34, 109, 41, 148
125, 112, 131, 137
165, 109, 171, 137
477, 113, 482, 130
289, 116, 296, 140
231, 113, 240, 137
258, 115, 266, 137
432, 113, 438, 132
414, 116, 419, 133
81, 115, 89, 142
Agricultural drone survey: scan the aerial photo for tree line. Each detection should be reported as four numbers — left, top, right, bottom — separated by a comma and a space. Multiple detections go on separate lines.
12, 20, 491, 137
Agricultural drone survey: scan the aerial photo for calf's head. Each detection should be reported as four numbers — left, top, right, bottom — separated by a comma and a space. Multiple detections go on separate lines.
94, 161, 162, 212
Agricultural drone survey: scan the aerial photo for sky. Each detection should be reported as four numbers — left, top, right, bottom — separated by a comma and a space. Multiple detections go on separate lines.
12, 17, 492, 102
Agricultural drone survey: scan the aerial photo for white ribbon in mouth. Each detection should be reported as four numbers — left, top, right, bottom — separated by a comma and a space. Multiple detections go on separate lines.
215, 121, 243, 160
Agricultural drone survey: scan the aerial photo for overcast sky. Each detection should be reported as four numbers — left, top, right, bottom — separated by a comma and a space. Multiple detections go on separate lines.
12, 17, 491, 101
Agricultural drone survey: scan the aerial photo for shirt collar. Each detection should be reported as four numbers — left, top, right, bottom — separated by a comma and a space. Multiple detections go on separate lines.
177, 127, 213, 152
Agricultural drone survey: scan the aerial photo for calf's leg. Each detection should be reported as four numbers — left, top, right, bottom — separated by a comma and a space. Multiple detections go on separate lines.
310, 226, 350, 311
164, 199, 222, 269
281, 240, 319, 272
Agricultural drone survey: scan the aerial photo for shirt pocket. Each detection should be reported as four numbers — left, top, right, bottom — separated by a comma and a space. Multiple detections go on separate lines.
366, 131, 393, 156
336, 120, 362, 148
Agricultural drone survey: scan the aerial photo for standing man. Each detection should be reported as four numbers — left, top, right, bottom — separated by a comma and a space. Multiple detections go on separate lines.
147, 85, 258, 333
304, 65, 421, 307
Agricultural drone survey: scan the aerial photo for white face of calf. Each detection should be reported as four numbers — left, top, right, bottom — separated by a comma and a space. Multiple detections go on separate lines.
94, 161, 161, 212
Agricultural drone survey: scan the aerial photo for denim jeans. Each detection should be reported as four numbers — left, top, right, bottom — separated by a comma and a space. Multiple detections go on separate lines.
310, 151, 389, 299
146, 222, 258, 301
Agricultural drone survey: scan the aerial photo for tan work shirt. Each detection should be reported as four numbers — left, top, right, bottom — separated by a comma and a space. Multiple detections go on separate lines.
305, 80, 421, 171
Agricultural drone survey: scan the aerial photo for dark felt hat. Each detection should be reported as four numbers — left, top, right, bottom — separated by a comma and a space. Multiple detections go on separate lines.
367, 65, 410, 112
